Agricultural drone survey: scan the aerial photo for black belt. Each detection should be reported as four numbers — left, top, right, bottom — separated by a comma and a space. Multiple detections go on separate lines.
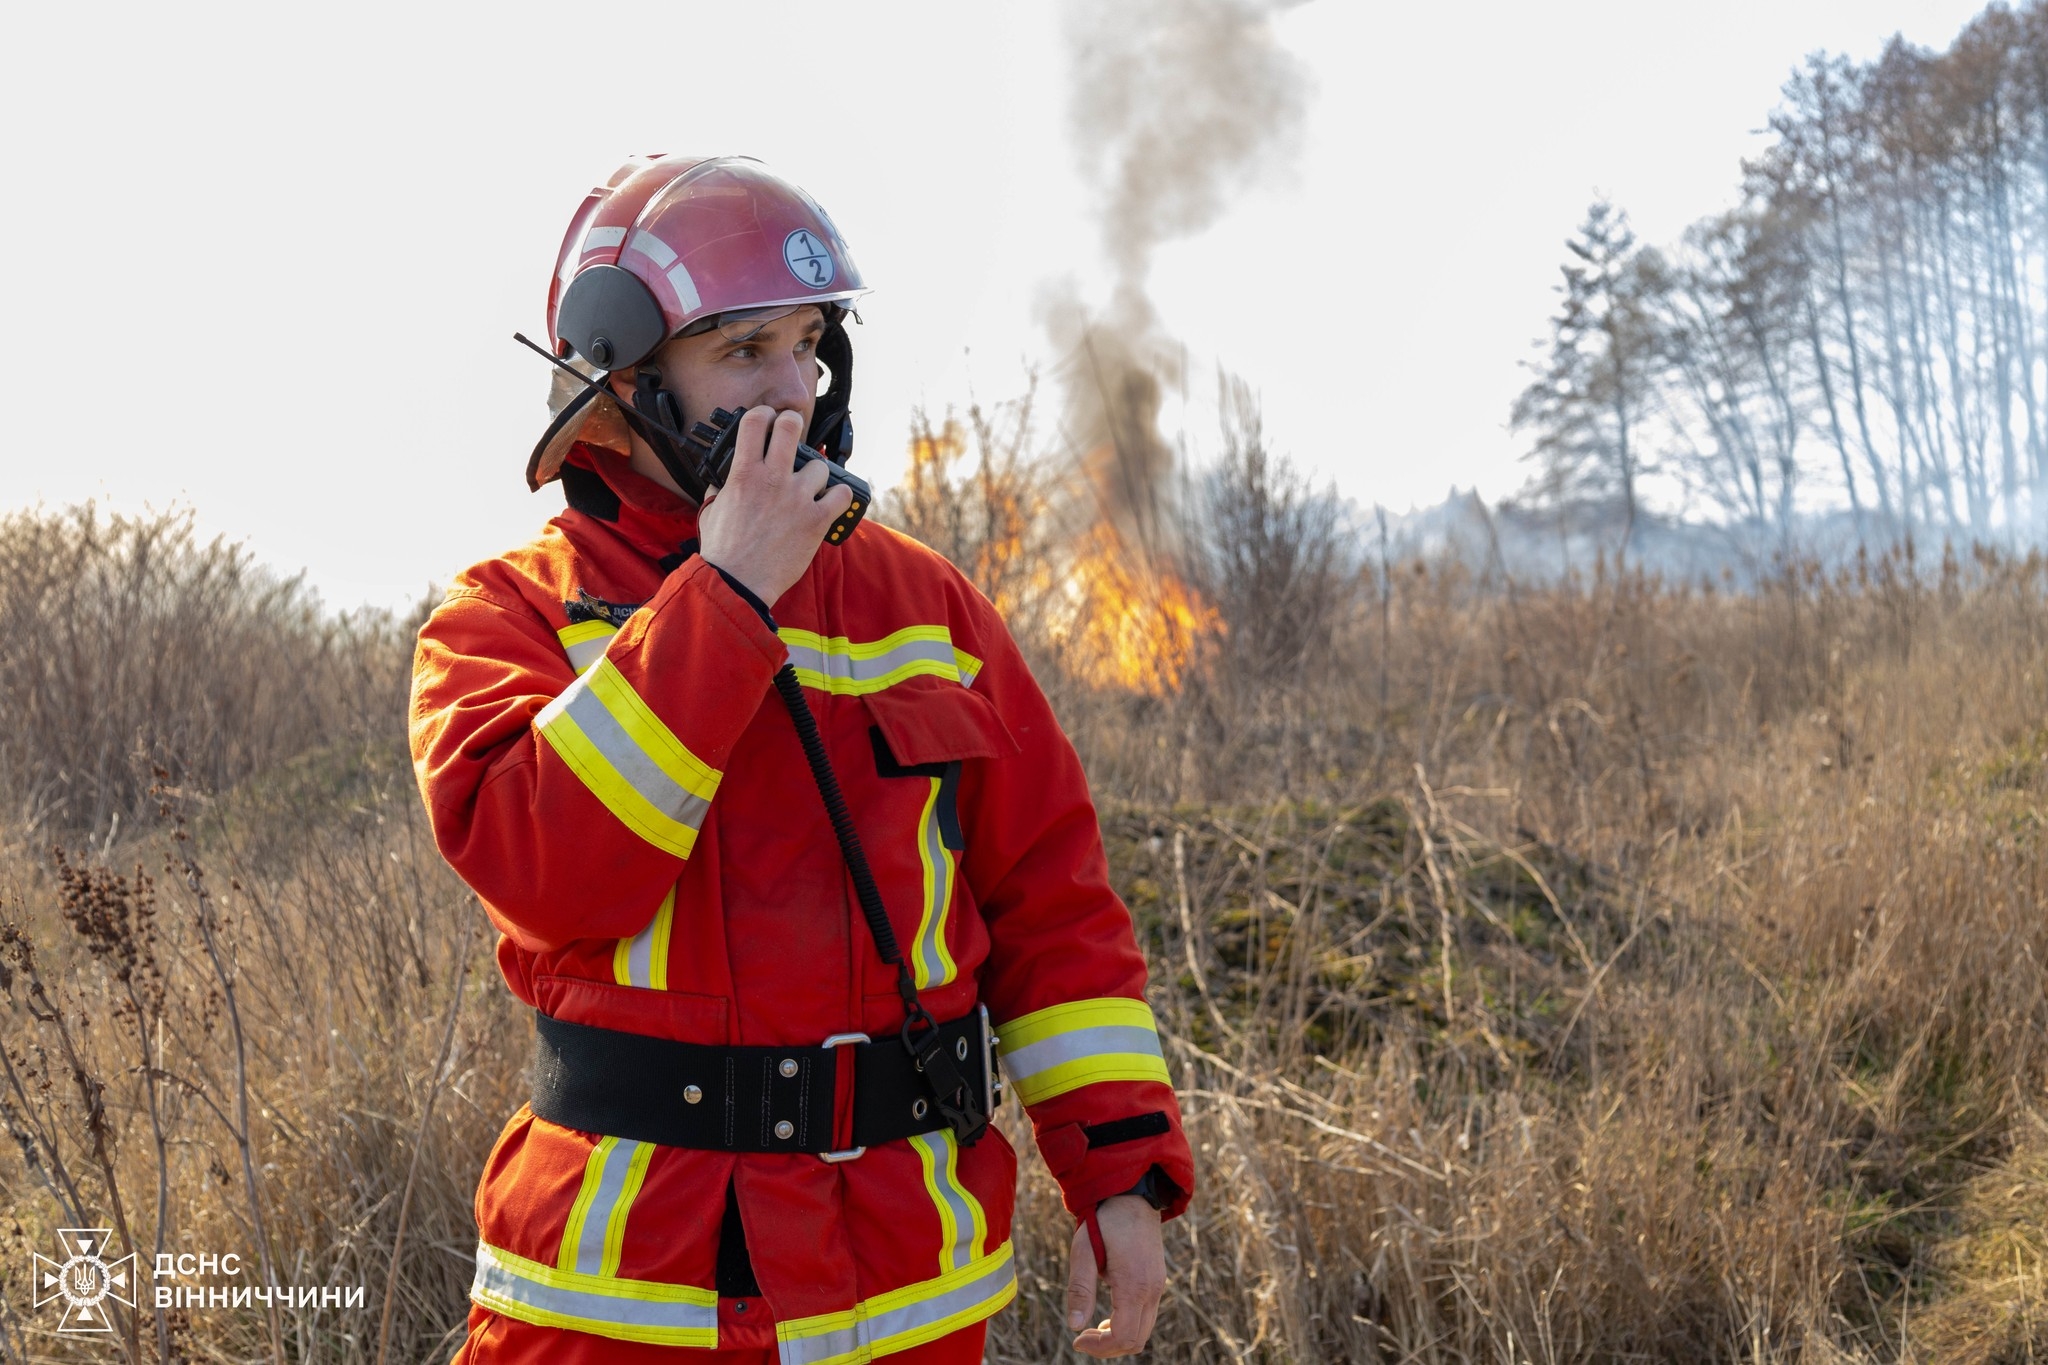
529, 1007, 998, 1159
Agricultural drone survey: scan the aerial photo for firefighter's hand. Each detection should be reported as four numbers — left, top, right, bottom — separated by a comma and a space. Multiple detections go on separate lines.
699, 407, 853, 607
1067, 1196, 1165, 1357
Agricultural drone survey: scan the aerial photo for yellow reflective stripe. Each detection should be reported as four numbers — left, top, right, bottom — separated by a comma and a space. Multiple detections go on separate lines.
909, 1130, 987, 1275
557, 1136, 617, 1272
909, 1134, 958, 1272
952, 646, 983, 688
778, 625, 970, 695
537, 708, 703, 858
556, 1136, 656, 1278
535, 659, 721, 859
994, 998, 1170, 1106
600, 1141, 656, 1279
948, 1136, 987, 1264
580, 660, 721, 797
613, 887, 676, 990
910, 778, 958, 989
775, 1241, 1016, 1365
471, 1240, 716, 1348
557, 620, 618, 676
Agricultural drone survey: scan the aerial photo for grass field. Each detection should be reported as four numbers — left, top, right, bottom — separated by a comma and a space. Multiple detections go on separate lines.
6, 501, 2048, 1362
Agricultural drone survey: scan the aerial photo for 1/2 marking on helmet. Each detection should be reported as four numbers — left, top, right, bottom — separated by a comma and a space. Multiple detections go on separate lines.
783, 230, 835, 288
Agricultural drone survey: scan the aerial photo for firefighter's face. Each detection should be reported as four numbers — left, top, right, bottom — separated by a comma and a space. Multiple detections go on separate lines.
613, 306, 827, 497
654, 306, 825, 436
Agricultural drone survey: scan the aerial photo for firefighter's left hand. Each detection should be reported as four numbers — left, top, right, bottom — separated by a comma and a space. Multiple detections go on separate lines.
1067, 1195, 1165, 1357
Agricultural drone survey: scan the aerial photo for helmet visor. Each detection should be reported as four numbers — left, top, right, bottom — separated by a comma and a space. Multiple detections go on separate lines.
676, 303, 823, 344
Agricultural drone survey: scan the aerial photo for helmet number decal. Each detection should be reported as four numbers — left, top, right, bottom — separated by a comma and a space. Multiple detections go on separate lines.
784, 229, 836, 289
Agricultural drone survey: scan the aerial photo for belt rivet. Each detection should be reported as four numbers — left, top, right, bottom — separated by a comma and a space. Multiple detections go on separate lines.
684, 1085, 703, 1105
779, 1058, 799, 1078
774, 1120, 795, 1140
912, 1098, 929, 1120
955, 1038, 969, 1061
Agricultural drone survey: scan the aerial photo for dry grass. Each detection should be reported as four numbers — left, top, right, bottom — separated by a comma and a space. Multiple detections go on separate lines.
6, 500, 2048, 1362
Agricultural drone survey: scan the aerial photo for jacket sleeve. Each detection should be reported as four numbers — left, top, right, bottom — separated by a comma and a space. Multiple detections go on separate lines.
409, 556, 787, 953
955, 599, 1196, 1221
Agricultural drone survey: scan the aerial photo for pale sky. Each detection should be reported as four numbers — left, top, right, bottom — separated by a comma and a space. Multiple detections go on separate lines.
0, 0, 1993, 609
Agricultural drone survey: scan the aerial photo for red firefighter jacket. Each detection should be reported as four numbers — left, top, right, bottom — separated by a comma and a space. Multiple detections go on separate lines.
409, 445, 1195, 1361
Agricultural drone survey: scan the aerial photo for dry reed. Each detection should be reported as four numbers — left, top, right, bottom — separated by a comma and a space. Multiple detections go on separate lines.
5, 500, 2048, 1362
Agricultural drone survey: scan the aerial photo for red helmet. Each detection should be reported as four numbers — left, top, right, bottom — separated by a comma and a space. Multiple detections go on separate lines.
527, 155, 868, 490
546, 154, 866, 369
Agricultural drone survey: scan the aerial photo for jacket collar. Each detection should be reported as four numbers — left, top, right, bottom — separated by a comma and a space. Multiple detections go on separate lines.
561, 442, 702, 565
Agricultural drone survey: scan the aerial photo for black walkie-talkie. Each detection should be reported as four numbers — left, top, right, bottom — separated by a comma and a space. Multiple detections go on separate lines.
682, 407, 871, 545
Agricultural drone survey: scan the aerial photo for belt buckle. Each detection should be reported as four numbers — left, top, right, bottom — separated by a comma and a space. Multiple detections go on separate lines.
818, 1032, 870, 1163
978, 1004, 1002, 1117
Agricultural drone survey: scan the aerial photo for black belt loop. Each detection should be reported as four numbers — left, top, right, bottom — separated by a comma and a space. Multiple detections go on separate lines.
722, 1055, 735, 1149
527, 1009, 996, 1156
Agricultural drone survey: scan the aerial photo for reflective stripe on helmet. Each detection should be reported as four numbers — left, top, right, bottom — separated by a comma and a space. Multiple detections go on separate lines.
993, 999, 1171, 1106
535, 658, 721, 858
548, 155, 868, 359
774, 1241, 1015, 1365
469, 1240, 717, 1347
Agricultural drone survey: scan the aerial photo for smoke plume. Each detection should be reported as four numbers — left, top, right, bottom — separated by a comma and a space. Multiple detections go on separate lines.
1049, 0, 1310, 545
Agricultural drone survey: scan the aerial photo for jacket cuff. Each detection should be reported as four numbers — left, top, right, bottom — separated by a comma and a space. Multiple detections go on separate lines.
1036, 1119, 1196, 1222
641, 557, 785, 671
709, 564, 778, 632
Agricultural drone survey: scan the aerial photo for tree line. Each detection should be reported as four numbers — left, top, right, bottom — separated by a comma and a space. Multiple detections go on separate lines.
1518, 2, 2048, 552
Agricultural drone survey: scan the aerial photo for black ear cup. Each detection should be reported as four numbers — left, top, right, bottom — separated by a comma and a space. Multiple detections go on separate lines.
556, 265, 669, 370
807, 320, 856, 464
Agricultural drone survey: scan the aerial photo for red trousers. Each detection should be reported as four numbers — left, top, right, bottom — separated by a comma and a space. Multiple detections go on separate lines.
450, 1305, 988, 1363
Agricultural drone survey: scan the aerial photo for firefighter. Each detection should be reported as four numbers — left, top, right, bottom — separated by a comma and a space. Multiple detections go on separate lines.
410, 155, 1195, 1364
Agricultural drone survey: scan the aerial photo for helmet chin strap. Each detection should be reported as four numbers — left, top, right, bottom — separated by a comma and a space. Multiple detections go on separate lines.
627, 370, 711, 503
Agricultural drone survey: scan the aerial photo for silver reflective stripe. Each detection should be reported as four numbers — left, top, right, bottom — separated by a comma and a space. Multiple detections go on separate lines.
627, 229, 677, 269
614, 889, 675, 991
571, 1142, 645, 1276
549, 676, 711, 831
564, 633, 613, 675
623, 920, 658, 988
783, 1317, 863, 1365
471, 1242, 717, 1338
1000, 1026, 1165, 1085
913, 780, 955, 987
782, 636, 961, 688
860, 1253, 1011, 1349
775, 1244, 1016, 1365
666, 262, 702, 315
917, 1131, 982, 1271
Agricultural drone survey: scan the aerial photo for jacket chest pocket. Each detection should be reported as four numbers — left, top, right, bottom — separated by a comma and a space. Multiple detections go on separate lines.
859, 682, 1018, 990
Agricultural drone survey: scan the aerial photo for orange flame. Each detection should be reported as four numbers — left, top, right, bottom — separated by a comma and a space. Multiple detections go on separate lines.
1058, 523, 1222, 696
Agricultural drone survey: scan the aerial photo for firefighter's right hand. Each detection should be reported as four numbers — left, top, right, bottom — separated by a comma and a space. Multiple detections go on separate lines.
699, 407, 854, 608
